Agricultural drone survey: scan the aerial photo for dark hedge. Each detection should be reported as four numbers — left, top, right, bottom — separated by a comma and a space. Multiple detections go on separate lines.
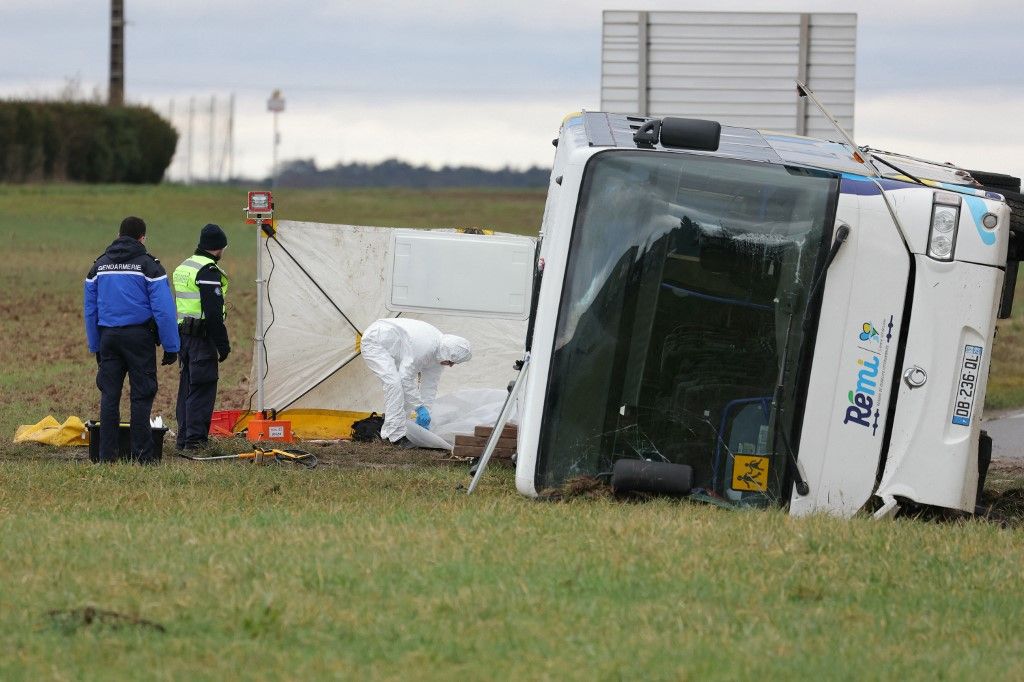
0, 101, 177, 183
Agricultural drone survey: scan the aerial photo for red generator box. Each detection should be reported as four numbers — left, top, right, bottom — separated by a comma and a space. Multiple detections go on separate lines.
209, 410, 244, 437
247, 418, 294, 443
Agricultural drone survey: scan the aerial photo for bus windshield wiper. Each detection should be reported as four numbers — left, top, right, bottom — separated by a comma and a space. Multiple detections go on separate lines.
771, 307, 810, 497
802, 224, 851, 332
809, 224, 850, 299
868, 152, 925, 186
773, 225, 852, 498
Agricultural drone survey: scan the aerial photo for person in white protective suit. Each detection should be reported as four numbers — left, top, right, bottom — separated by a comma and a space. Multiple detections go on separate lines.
360, 318, 473, 446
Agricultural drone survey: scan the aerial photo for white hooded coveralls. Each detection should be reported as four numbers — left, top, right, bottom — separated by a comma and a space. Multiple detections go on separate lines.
360, 318, 472, 442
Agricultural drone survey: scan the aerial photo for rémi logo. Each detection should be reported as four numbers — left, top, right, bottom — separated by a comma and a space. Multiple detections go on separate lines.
843, 355, 880, 434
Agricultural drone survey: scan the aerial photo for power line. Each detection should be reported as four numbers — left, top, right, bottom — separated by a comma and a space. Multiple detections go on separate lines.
162, 93, 236, 183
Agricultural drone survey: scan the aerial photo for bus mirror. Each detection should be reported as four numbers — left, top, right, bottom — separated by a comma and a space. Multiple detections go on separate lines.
660, 118, 721, 152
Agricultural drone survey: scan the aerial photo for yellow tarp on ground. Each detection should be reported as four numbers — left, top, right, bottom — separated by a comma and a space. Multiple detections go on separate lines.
14, 416, 89, 446
233, 409, 371, 440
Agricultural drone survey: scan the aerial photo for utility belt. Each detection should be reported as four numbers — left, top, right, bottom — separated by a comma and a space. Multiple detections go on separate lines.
116, 320, 156, 333
178, 316, 207, 337
100, 323, 156, 335
100, 319, 160, 345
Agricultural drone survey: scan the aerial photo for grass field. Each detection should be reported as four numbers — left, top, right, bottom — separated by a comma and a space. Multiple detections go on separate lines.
2, 457, 1024, 679
3, 184, 1024, 679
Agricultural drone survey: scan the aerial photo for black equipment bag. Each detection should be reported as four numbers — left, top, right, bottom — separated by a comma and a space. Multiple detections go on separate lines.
351, 413, 385, 442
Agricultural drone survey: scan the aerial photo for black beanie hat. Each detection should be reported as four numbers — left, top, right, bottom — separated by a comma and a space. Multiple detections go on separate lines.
198, 223, 227, 251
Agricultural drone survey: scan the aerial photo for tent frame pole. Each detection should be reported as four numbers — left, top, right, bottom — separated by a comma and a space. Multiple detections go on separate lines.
255, 229, 265, 415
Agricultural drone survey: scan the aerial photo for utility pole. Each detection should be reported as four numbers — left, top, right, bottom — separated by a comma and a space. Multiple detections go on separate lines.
217, 93, 235, 182
228, 93, 235, 181
167, 98, 175, 181
109, 0, 125, 106
187, 97, 195, 184
208, 95, 216, 181
267, 90, 285, 187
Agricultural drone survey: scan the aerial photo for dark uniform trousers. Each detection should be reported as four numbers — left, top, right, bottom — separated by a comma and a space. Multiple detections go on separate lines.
97, 325, 158, 461
176, 332, 219, 449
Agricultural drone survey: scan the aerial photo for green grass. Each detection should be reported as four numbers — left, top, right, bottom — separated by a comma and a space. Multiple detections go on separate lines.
4, 184, 1024, 678
2, 460, 1024, 680
987, 314, 1024, 410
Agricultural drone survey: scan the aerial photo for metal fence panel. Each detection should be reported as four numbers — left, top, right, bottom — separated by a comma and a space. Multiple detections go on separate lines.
601, 10, 857, 136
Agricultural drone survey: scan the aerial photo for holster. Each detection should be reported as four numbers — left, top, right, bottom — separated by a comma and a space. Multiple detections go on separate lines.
178, 316, 207, 337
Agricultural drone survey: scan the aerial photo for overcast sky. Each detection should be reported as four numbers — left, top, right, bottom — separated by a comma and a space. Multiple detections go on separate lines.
3, 0, 1023, 181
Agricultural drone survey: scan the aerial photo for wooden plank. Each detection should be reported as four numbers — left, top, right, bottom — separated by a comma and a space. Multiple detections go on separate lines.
473, 424, 518, 439
453, 445, 516, 459
454, 434, 517, 450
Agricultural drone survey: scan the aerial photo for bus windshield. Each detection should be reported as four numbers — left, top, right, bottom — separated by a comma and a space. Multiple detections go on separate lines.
536, 150, 839, 504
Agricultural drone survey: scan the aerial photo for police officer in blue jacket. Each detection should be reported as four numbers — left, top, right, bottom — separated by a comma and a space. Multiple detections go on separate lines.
84, 216, 180, 462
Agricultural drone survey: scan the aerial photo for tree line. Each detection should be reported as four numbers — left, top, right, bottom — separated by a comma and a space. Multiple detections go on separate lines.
274, 158, 549, 189
0, 101, 176, 183
0, 99, 546, 188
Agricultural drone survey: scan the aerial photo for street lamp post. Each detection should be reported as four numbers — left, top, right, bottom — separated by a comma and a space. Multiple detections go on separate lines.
267, 89, 285, 187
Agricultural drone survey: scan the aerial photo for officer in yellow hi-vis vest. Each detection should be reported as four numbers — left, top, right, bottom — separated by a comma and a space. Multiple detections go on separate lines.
172, 224, 231, 451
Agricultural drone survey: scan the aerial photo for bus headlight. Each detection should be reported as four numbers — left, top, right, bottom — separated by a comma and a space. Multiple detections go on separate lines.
928, 192, 961, 261
930, 233, 953, 259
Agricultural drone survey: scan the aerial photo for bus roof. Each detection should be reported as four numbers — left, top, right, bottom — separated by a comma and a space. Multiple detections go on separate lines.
578, 111, 977, 189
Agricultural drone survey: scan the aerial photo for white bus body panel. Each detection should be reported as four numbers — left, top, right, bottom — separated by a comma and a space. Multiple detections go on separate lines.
884, 183, 1009, 266
875, 258, 1003, 512
516, 116, 595, 497
789, 181, 909, 517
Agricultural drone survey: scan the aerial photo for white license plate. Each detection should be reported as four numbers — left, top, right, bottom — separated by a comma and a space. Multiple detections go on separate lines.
952, 344, 983, 426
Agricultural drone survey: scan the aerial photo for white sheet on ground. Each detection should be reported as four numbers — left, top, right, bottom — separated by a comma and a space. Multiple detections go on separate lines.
403, 388, 518, 450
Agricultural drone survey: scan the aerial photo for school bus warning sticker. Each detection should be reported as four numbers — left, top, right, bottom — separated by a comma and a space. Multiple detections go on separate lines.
732, 455, 769, 491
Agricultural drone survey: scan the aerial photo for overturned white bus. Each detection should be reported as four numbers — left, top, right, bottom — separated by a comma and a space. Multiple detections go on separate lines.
500, 110, 1021, 518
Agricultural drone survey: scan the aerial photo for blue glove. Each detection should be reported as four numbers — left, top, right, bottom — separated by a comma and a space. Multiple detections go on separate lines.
414, 405, 431, 429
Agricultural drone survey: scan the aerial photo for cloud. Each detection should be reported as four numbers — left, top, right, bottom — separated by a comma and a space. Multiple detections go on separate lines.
164, 94, 586, 180
858, 86, 1024, 179
3, 0, 1023, 179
